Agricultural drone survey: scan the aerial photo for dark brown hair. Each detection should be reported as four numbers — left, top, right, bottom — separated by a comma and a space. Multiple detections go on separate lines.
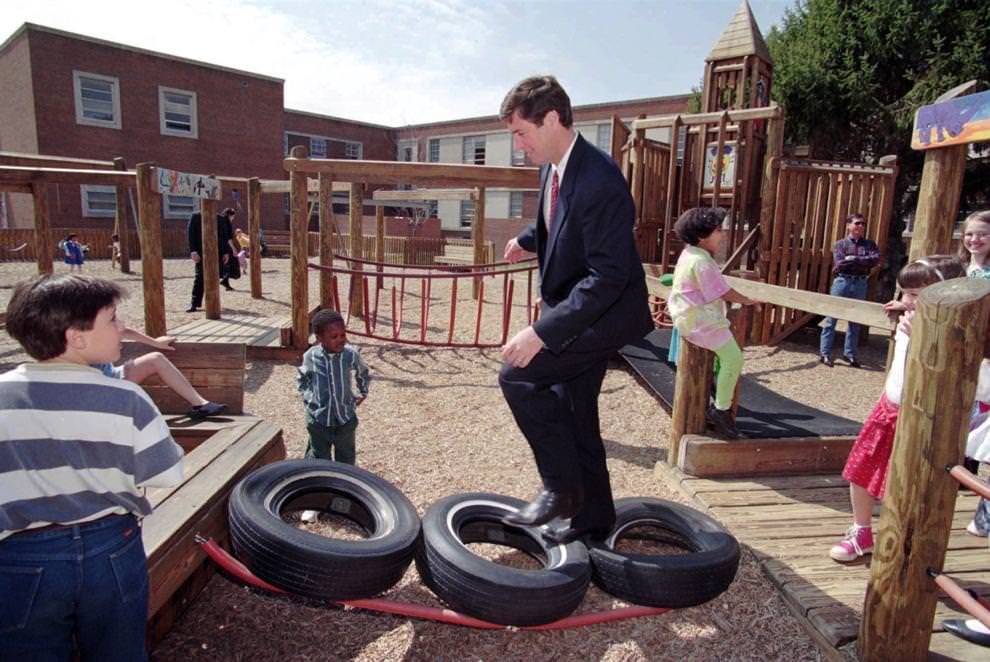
499, 75, 573, 128
674, 207, 727, 246
897, 254, 966, 290
6, 274, 124, 360
311, 309, 344, 336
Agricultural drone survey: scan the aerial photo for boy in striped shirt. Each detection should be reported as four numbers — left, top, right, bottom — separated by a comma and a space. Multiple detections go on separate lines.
296, 311, 369, 523
0, 274, 183, 661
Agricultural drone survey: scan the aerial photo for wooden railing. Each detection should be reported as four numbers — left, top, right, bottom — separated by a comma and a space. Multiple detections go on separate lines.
0, 228, 188, 261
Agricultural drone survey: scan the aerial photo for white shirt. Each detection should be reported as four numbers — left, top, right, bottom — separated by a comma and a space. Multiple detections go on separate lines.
543, 131, 578, 228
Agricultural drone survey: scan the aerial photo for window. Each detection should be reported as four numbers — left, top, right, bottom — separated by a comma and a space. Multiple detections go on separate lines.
427, 200, 438, 218
596, 123, 612, 152
512, 148, 526, 166
345, 142, 361, 159
509, 192, 523, 219
460, 199, 474, 227
462, 135, 485, 165
164, 194, 199, 219
81, 185, 117, 218
310, 137, 327, 158
159, 86, 198, 138
73, 71, 121, 129
429, 139, 440, 163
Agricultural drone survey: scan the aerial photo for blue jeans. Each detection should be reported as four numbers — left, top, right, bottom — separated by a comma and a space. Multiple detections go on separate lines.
820, 275, 869, 359
0, 514, 149, 662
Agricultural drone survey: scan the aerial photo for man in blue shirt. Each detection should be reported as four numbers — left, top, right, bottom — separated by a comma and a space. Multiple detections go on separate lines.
820, 213, 881, 367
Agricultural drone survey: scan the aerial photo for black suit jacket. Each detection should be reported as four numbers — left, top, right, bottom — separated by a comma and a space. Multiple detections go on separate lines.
516, 134, 652, 355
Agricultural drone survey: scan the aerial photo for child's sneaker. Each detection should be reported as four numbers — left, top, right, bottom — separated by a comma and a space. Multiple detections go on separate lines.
966, 520, 989, 537
830, 525, 873, 562
300, 510, 319, 524
705, 404, 740, 440
187, 402, 227, 420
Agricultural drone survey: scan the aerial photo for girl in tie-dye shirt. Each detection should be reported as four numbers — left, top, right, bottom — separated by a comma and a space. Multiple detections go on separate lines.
668, 207, 760, 439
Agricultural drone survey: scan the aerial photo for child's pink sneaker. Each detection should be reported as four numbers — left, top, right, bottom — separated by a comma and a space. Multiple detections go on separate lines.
830, 525, 873, 562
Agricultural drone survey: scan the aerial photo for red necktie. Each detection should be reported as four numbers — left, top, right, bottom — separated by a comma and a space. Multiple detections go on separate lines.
547, 170, 559, 231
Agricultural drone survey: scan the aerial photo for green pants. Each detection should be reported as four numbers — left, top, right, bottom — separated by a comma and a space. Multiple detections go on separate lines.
305, 415, 358, 465
713, 338, 743, 411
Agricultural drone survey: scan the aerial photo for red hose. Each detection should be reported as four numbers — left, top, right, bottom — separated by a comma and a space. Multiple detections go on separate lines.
199, 538, 670, 630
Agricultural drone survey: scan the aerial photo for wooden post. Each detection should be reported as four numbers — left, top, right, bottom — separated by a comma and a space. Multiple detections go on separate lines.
247, 177, 262, 299
31, 182, 53, 275
472, 187, 486, 300
289, 145, 310, 349
134, 163, 166, 337
375, 204, 385, 291
319, 173, 334, 310
908, 144, 967, 261
113, 157, 131, 273
669, 338, 713, 464
753, 114, 784, 341
349, 182, 364, 316
201, 199, 220, 320
859, 278, 990, 660
660, 115, 682, 273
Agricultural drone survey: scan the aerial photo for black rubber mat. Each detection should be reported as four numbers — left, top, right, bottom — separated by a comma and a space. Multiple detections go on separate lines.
620, 328, 862, 439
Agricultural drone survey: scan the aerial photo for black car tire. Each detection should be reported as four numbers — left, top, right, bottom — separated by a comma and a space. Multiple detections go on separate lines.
228, 459, 420, 601
416, 492, 590, 626
588, 497, 739, 607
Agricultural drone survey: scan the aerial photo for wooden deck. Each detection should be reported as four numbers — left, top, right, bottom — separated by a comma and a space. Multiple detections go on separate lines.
657, 465, 990, 661
168, 314, 302, 360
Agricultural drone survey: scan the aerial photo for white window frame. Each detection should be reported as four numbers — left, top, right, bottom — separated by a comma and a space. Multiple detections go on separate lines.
163, 193, 200, 220
511, 148, 526, 166
596, 123, 612, 153
310, 136, 328, 158
463, 135, 486, 165
460, 199, 474, 227
429, 139, 440, 163
158, 86, 198, 138
80, 185, 117, 218
344, 142, 362, 159
509, 191, 524, 219
73, 70, 121, 129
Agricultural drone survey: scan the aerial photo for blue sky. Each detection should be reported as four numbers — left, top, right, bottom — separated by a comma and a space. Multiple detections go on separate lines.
0, 0, 792, 126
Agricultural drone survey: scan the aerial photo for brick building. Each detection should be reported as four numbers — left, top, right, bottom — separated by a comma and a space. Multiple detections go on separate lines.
0, 22, 691, 246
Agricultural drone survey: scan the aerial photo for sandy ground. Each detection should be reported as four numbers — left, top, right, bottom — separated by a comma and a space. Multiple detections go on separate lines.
0, 258, 889, 662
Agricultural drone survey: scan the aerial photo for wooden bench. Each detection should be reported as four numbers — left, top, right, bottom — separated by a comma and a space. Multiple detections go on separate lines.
118, 341, 287, 646
434, 244, 476, 266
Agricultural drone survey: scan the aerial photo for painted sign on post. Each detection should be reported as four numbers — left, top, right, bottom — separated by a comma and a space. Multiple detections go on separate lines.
911, 89, 990, 150
703, 142, 738, 189
156, 167, 222, 199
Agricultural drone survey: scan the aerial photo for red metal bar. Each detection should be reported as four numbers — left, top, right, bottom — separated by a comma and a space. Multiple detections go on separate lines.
473, 280, 485, 345
395, 278, 406, 340
948, 465, 990, 500
929, 569, 990, 630
198, 537, 670, 631
390, 285, 399, 339
420, 278, 428, 344
362, 276, 371, 335
326, 251, 536, 271
331, 276, 341, 314
500, 275, 514, 346
447, 278, 458, 345
370, 279, 381, 334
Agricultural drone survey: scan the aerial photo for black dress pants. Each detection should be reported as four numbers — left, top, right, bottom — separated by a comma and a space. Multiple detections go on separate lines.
498, 344, 618, 531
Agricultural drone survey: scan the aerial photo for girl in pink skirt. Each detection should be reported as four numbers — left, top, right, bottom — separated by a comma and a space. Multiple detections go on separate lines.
830, 255, 967, 562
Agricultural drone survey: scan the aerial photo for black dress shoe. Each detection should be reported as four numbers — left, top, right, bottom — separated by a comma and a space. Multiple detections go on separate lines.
541, 523, 611, 545
943, 619, 990, 647
820, 355, 834, 367
842, 355, 861, 368
501, 490, 582, 528
185, 305, 198, 313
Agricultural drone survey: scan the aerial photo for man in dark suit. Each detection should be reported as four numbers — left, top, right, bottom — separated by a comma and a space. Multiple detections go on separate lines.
186, 210, 234, 313
498, 76, 652, 544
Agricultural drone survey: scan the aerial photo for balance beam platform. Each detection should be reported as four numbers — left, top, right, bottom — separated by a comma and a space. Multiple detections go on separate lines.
658, 465, 990, 661
168, 314, 303, 360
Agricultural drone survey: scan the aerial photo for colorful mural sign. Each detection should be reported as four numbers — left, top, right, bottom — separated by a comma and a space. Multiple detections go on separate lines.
911, 89, 990, 150
156, 167, 222, 200
703, 142, 738, 189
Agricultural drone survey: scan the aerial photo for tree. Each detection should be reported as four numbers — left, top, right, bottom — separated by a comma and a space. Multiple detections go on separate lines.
767, 0, 990, 273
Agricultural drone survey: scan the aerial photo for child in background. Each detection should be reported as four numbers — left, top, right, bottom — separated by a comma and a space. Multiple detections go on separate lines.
958, 209, 990, 538
0, 274, 183, 661
830, 255, 967, 562
63, 232, 84, 272
234, 228, 249, 274
668, 207, 760, 439
92, 327, 227, 421
110, 233, 121, 270
296, 310, 370, 523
